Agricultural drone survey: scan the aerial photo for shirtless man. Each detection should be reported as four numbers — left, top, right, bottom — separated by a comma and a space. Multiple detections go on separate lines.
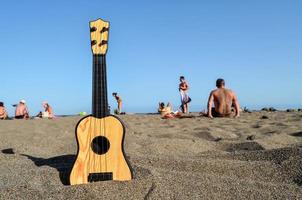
15, 100, 29, 119
207, 79, 240, 118
179, 76, 190, 114
0, 102, 8, 119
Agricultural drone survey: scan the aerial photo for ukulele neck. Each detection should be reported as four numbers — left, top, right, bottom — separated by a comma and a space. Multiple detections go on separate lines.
92, 54, 109, 118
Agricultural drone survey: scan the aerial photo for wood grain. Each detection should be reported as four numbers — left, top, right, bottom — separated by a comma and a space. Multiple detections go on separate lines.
70, 115, 132, 185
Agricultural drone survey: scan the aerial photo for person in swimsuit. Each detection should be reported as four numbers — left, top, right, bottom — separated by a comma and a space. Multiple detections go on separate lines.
15, 100, 29, 119
158, 102, 181, 119
42, 101, 54, 119
179, 76, 190, 114
112, 92, 122, 114
0, 102, 8, 120
207, 78, 240, 118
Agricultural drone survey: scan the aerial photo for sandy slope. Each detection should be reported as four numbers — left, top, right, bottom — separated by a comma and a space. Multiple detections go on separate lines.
0, 111, 301, 199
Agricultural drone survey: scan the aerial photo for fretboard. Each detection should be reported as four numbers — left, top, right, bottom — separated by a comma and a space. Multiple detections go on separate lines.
92, 54, 109, 118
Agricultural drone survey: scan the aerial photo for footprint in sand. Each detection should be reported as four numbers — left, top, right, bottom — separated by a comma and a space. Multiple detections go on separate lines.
225, 142, 265, 152
251, 124, 261, 129
195, 131, 222, 142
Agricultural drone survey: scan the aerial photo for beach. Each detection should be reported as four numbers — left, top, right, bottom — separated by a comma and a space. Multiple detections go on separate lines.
0, 111, 302, 199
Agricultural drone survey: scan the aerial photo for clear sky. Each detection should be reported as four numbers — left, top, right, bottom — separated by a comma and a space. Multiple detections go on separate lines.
1, 0, 302, 115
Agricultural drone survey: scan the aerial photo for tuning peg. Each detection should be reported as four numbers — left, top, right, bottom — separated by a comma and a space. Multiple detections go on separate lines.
100, 27, 109, 34
90, 27, 97, 32
99, 40, 108, 47
91, 40, 97, 46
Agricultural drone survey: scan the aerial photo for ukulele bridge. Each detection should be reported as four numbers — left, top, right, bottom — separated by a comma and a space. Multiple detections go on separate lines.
88, 172, 113, 182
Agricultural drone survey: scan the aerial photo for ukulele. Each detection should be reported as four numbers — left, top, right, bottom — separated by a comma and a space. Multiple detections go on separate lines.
69, 18, 132, 185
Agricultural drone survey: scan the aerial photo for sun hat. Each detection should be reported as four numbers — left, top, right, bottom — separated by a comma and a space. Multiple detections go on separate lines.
20, 99, 26, 104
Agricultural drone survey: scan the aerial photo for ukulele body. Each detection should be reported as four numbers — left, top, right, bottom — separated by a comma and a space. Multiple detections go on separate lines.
70, 115, 132, 185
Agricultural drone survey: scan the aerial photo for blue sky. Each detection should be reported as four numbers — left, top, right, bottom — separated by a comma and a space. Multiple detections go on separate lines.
1, 0, 302, 115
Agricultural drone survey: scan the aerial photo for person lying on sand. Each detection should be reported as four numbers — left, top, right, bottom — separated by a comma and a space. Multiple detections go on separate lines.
205, 78, 240, 118
158, 102, 181, 119
15, 100, 29, 119
0, 102, 8, 120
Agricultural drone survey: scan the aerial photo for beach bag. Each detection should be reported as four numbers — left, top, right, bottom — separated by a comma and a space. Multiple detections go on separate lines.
42, 111, 49, 118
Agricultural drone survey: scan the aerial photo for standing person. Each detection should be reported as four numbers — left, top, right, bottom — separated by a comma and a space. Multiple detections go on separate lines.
0, 102, 8, 120
42, 101, 54, 119
179, 76, 190, 114
112, 93, 122, 114
207, 78, 240, 118
15, 100, 29, 119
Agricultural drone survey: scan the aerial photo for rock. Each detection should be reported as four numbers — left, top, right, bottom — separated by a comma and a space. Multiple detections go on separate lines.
243, 107, 252, 113
246, 135, 256, 140
213, 137, 222, 142
286, 109, 295, 112
261, 115, 269, 119
262, 107, 277, 112
298, 108, 302, 112
269, 107, 277, 112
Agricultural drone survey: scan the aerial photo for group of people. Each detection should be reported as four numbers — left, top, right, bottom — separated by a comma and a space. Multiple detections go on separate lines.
1, 78, 240, 120
158, 77, 240, 119
0, 100, 54, 120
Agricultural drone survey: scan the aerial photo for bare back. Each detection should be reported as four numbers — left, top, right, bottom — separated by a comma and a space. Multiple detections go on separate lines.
212, 88, 234, 116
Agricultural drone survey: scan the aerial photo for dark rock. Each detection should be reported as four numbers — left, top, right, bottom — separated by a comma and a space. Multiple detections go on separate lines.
243, 107, 252, 113
286, 109, 296, 112
213, 137, 222, 142
262, 107, 277, 112
246, 135, 256, 140
1, 148, 15, 154
298, 108, 302, 112
269, 107, 277, 112
261, 115, 269, 119
290, 131, 302, 137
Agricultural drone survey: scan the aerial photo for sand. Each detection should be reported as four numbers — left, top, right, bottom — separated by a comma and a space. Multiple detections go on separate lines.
0, 111, 301, 199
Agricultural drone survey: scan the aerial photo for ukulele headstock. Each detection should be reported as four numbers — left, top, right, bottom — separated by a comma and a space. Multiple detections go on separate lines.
90, 18, 110, 55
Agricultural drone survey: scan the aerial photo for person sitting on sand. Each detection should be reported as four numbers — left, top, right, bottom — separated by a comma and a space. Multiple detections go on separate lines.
206, 78, 240, 118
15, 100, 29, 119
42, 101, 54, 119
0, 102, 8, 120
112, 92, 122, 114
158, 102, 181, 119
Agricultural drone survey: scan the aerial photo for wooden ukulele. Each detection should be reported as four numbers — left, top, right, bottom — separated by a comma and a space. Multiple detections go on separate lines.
69, 18, 132, 185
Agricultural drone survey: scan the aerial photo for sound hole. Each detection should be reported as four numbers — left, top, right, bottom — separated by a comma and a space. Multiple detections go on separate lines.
91, 136, 110, 155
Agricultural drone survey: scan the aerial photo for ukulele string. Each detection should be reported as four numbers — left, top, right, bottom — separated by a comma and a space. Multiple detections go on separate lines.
101, 54, 107, 177
97, 53, 101, 177
88, 54, 93, 182
103, 54, 108, 175
100, 54, 106, 179
99, 54, 103, 178
94, 54, 97, 177
93, 53, 99, 180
